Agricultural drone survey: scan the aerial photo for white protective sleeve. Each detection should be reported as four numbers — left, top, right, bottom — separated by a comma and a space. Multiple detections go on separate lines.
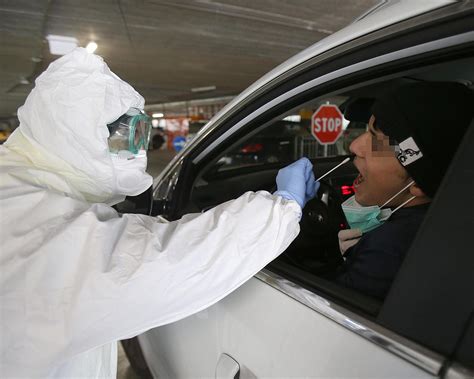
0, 188, 300, 374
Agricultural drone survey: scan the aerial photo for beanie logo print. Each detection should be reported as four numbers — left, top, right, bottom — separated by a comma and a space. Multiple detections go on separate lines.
397, 137, 423, 166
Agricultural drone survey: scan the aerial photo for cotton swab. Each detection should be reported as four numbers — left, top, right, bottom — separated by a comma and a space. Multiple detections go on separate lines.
316, 157, 351, 182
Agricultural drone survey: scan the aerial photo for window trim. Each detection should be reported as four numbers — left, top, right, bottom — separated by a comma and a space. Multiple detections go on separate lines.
256, 269, 444, 375
176, 2, 471, 163
193, 31, 474, 165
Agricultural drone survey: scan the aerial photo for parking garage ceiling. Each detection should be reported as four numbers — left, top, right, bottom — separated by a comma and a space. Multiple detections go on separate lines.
0, 0, 379, 119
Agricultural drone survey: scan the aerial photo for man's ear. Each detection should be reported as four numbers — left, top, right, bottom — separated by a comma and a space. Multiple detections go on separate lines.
409, 183, 428, 198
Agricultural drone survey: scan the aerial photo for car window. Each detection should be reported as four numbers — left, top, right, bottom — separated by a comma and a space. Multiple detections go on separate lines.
211, 96, 366, 173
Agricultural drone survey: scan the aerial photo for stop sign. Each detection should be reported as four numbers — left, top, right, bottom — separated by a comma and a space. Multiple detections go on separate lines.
311, 104, 344, 144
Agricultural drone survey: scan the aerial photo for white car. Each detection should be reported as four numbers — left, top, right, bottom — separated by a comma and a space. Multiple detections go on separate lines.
122, 1, 474, 378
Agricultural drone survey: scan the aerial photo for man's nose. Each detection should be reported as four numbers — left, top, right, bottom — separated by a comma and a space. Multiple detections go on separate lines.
349, 132, 368, 157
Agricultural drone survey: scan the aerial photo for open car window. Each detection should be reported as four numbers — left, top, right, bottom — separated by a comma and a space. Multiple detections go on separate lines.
197, 95, 367, 209
187, 54, 474, 321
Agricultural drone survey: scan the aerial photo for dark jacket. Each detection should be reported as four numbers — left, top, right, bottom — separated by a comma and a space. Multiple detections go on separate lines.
335, 204, 429, 299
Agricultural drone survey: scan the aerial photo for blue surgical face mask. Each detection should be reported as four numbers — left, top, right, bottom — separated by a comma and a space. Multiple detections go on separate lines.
342, 181, 415, 233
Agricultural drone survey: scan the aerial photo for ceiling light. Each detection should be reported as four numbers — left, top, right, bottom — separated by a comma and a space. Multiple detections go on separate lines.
283, 115, 301, 122
46, 35, 78, 55
86, 41, 98, 54
152, 112, 164, 118
191, 85, 216, 93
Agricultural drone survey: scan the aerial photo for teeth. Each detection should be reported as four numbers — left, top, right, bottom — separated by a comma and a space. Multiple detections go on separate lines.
355, 174, 364, 185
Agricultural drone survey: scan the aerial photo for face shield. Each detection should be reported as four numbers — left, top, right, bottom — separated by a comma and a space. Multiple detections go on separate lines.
107, 108, 152, 155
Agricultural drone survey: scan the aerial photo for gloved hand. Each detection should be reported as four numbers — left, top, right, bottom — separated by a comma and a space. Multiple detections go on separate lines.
305, 167, 319, 205
338, 228, 362, 256
274, 157, 320, 208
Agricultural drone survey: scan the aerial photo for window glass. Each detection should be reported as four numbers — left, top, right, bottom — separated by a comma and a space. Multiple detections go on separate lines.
214, 96, 367, 172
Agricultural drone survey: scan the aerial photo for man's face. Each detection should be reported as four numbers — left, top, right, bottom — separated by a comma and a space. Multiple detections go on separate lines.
350, 115, 411, 207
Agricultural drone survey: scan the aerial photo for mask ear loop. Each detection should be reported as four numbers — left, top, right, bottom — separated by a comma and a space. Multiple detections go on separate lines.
391, 195, 416, 213
381, 181, 416, 212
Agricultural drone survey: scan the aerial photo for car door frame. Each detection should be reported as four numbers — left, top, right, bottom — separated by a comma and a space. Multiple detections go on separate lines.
152, 4, 474, 377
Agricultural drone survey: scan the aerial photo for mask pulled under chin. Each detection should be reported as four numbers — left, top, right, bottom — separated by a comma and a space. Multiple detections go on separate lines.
110, 152, 153, 196
341, 181, 415, 234
342, 196, 392, 233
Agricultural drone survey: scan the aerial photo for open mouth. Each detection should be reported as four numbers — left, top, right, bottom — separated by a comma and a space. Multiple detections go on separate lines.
353, 173, 365, 187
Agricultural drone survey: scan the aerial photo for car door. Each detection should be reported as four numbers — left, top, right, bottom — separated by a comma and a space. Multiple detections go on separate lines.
142, 3, 474, 378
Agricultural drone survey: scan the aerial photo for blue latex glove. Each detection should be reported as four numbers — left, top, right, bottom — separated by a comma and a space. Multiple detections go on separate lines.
305, 167, 320, 204
274, 157, 320, 208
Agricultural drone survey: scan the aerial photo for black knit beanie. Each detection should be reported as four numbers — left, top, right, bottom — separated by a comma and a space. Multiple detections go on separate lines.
372, 82, 474, 198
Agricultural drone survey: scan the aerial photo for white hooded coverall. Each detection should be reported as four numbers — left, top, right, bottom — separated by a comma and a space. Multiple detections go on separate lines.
0, 48, 301, 377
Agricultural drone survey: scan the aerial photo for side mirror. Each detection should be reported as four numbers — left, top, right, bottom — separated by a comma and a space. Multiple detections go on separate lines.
113, 186, 154, 215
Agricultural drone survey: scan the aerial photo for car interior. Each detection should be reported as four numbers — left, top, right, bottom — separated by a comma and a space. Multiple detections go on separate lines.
171, 55, 474, 319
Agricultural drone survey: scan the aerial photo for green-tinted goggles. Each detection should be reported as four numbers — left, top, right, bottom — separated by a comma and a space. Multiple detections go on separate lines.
107, 108, 152, 155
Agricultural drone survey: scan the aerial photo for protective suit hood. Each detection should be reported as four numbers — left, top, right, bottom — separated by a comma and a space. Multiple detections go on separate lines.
5, 47, 152, 203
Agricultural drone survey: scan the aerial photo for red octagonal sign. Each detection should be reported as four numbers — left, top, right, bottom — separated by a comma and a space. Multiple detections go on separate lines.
311, 104, 344, 145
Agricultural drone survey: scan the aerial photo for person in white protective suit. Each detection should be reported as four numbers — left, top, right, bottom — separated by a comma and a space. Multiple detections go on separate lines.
0, 48, 320, 377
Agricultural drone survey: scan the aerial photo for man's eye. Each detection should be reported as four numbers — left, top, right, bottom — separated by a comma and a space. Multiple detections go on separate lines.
371, 134, 383, 149
371, 135, 398, 156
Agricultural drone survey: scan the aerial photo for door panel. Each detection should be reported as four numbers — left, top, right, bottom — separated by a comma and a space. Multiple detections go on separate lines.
138, 305, 220, 378
139, 277, 436, 378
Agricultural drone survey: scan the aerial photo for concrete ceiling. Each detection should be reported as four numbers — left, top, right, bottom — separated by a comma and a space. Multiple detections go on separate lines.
0, 0, 379, 120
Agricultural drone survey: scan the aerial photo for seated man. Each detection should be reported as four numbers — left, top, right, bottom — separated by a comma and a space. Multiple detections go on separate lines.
332, 81, 473, 299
